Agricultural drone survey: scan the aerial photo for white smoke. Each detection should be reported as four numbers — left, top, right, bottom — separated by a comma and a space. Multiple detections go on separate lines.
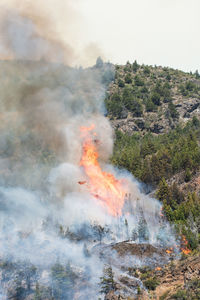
0, 6, 177, 299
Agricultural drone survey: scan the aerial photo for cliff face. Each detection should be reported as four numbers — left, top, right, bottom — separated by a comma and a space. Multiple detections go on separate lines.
106, 62, 200, 135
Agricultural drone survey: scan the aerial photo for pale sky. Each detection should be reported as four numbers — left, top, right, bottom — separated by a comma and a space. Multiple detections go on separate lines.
1, 0, 200, 72
77, 0, 200, 72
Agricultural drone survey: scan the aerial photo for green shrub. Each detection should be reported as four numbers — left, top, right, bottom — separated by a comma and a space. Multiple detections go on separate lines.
118, 78, 125, 87
144, 277, 160, 290
143, 66, 151, 75
168, 101, 179, 119
125, 73, 132, 84
170, 289, 187, 299
134, 75, 144, 86
151, 92, 161, 105
105, 94, 123, 118
145, 99, 157, 112
185, 81, 196, 91
184, 168, 191, 182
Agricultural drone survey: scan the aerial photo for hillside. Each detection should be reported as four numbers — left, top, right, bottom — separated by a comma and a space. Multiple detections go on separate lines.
105, 62, 200, 299
107, 61, 200, 245
0, 59, 199, 300
106, 61, 200, 135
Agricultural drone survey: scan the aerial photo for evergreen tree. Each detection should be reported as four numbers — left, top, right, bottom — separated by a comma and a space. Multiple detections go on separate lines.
99, 265, 116, 294
132, 60, 139, 72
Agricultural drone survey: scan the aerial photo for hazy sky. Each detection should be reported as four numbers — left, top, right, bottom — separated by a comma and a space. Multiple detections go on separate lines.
1, 0, 199, 71
78, 0, 200, 72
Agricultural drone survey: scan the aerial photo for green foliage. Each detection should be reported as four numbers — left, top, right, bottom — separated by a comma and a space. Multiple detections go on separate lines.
125, 73, 132, 84
145, 99, 157, 112
179, 84, 188, 96
112, 121, 200, 186
151, 92, 161, 106
184, 168, 191, 182
159, 185, 200, 250
134, 75, 144, 86
168, 101, 179, 119
99, 265, 116, 294
143, 66, 151, 75
192, 115, 200, 127
118, 78, 125, 87
166, 73, 171, 81
170, 279, 200, 299
105, 93, 123, 118
106, 62, 199, 121
144, 277, 160, 290
132, 60, 139, 72
122, 87, 143, 116
185, 81, 196, 91
51, 261, 77, 299
170, 289, 187, 299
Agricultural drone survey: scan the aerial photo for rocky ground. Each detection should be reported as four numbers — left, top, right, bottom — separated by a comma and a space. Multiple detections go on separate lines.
105, 250, 200, 299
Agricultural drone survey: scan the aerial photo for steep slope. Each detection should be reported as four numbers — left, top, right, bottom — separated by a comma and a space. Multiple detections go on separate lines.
106, 61, 200, 135
106, 62, 200, 299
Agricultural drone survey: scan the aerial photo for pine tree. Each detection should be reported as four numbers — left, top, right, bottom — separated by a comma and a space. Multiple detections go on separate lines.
99, 265, 115, 294
156, 178, 172, 204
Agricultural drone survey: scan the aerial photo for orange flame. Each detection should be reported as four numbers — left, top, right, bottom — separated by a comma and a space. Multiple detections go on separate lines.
181, 235, 191, 255
166, 247, 173, 254
80, 125, 126, 216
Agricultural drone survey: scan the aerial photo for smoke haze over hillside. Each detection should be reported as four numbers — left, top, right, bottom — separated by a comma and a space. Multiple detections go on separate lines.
1, 0, 199, 71
0, 3, 180, 299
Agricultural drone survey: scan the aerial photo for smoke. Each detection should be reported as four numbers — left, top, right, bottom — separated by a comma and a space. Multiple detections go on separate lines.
0, 4, 177, 299
0, 0, 104, 66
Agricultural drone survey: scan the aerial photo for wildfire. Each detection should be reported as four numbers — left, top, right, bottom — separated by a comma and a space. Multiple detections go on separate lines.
181, 235, 191, 255
79, 125, 126, 216
166, 247, 173, 254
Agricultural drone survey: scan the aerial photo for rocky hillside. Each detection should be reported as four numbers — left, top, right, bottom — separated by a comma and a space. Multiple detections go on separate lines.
0, 59, 199, 300
104, 249, 200, 300
106, 62, 200, 299
106, 61, 200, 135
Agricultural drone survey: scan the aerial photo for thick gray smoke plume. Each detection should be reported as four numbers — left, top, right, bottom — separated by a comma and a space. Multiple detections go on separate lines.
0, 6, 177, 300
